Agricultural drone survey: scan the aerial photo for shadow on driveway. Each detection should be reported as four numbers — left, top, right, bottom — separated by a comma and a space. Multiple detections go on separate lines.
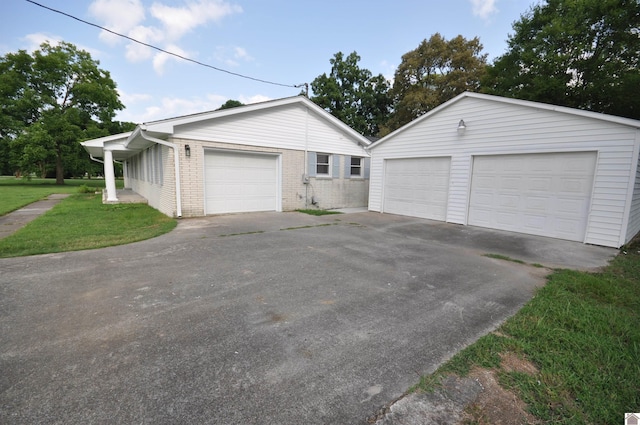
0, 212, 616, 424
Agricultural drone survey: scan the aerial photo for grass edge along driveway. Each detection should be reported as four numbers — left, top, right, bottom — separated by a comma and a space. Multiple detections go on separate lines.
0, 193, 176, 258
411, 242, 639, 424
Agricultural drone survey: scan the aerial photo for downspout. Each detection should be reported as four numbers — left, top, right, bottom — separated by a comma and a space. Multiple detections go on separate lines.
304, 107, 309, 208
138, 130, 183, 218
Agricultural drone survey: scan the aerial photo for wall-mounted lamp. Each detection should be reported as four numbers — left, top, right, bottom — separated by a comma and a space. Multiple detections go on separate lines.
185, 144, 191, 157
457, 119, 466, 133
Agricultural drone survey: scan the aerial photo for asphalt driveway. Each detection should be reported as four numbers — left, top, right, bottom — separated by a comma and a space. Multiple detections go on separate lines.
0, 212, 616, 424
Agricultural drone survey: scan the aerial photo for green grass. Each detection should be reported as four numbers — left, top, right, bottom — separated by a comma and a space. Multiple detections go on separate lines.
483, 253, 527, 264
0, 193, 176, 257
415, 244, 640, 424
295, 209, 343, 216
0, 177, 121, 215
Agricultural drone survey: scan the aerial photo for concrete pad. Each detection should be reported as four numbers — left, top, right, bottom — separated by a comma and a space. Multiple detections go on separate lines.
0, 212, 616, 424
0, 194, 70, 239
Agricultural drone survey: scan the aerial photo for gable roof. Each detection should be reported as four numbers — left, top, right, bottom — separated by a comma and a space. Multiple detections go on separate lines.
369, 92, 640, 150
139, 95, 370, 147
82, 96, 370, 159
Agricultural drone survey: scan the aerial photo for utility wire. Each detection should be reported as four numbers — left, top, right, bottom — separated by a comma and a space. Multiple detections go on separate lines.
25, 0, 306, 89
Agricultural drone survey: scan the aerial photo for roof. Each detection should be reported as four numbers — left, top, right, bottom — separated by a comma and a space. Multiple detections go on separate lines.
369, 92, 640, 150
140, 95, 370, 146
82, 96, 370, 159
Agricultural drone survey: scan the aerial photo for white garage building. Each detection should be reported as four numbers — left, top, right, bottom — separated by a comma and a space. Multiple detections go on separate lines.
368, 92, 640, 248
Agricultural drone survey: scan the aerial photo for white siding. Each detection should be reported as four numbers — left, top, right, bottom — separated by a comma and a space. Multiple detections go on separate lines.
624, 136, 640, 243
369, 96, 639, 247
173, 103, 367, 156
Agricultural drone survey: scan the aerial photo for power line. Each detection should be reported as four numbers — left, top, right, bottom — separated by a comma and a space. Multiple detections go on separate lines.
25, 0, 306, 89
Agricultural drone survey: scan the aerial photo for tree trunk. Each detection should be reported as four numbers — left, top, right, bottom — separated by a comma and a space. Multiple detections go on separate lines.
55, 146, 64, 185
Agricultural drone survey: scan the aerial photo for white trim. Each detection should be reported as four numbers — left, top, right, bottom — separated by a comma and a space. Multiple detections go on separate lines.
620, 130, 640, 246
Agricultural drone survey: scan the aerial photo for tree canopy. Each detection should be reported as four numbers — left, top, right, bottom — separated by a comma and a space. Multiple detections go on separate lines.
384, 33, 487, 133
217, 99, 244, 110
309, 51, 391, 137
0, 42, 125, 182
483, 0, 640, 119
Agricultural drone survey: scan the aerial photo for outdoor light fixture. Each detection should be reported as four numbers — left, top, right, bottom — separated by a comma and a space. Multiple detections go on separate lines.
185, 144, 191, 157
457, 119, 466, 132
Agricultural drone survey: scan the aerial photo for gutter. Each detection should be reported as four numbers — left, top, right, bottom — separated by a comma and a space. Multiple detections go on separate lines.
132, 128, 183, 218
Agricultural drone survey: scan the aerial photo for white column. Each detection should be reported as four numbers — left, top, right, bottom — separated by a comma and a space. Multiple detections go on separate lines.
103, 149, 118, 202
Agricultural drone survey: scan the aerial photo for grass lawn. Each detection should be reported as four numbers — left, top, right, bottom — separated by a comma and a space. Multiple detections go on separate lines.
416, 243, 640, 424
0, 176, 122, 216
0, 181, 175, 258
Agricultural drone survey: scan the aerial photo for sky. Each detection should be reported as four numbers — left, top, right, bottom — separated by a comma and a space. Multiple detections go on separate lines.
1, 0, 535, 124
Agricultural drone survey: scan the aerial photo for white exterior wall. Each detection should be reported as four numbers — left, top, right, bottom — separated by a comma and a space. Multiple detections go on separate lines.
369, 96, 639, 248
625, 134, 640, 243
171, 138, 367, 217
172, 103, 367, 156
126, 145, 176, 217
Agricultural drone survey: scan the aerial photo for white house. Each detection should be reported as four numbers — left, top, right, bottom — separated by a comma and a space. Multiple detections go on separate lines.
368, 92, 640, 248
82, 96, 371, 217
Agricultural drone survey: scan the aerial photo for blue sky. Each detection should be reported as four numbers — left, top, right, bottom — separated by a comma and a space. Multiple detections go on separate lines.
1, 0, 533, 124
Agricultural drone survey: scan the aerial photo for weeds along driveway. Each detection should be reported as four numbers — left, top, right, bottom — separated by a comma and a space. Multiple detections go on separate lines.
0, 212, 615, 424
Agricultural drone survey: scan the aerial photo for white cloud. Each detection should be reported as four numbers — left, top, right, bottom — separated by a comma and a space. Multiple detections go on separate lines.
152, 44, 190, 74
118, 93, 228, 122
88, 0, 242, 76
151, 0, 243, 41
470, 0, 498, 20
21, 33, 102, 58
238, 94, 271, 105
89, 0, 146, 45
215, 45, 253, 67
117, 88, 152, 105
23, 33, 62, 52
124, 25, 163, 62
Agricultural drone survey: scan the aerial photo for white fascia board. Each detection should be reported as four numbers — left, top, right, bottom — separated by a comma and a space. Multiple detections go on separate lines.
80, 132, 133, 157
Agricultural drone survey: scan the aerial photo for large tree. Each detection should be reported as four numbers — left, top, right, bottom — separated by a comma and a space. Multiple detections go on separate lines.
483, 0, 640, 119
0, 42, 124, 182
385, 34, 487, 133
310, 51, 391, 137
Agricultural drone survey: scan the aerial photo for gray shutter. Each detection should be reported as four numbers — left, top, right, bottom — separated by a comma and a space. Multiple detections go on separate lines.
332, 155, 341, 178
344, 155, 352, 179
307, 151, 316, 177
364, 157, 371, 179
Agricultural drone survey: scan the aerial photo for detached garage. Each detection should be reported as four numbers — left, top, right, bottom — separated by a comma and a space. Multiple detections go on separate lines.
368, 92, 640, 248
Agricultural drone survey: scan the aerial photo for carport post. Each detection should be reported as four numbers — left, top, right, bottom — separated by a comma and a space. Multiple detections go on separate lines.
103, 149, 118, 202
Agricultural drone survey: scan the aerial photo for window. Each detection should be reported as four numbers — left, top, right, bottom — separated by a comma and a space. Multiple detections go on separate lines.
316, 153, 330, 175
350, 156, 363, 177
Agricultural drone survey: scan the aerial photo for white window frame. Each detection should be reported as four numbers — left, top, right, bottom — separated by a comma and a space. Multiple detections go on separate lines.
350, 156, 363, 177
316, 153, 331, 176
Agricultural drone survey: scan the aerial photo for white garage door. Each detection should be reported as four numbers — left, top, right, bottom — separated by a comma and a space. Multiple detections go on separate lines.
383, 157, 451, 220
469, 152, 596, 241
204, 150, 278, 214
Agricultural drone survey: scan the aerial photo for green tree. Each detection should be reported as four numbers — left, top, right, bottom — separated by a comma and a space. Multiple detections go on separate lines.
385, 33, 487, 133
217, 99, 244, 110
483, 0, 640, 119
0, 42, 124, 182
310, 51, 391, 137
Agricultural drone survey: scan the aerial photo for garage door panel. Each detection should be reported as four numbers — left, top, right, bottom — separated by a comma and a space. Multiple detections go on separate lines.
469, 152, 596, 241
383, 157, 451, 220
205, 150, 278, 214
